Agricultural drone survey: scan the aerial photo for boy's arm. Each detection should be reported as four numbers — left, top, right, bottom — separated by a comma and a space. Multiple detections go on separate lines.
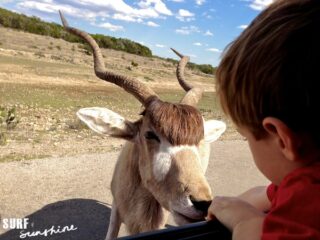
207, 186, 270, 239
233, 217, 264, 240
237, 186, 271, 212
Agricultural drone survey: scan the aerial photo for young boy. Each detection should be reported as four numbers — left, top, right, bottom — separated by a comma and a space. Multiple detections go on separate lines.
207, 0, 320, 239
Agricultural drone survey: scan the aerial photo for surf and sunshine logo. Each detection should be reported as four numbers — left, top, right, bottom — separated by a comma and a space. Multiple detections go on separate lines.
1, 217, 78, 239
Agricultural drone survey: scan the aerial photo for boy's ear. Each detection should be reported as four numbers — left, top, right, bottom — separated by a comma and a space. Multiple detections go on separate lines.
262, 117, 301, 161
77, 107, 138, 141
204, 120, 226, 143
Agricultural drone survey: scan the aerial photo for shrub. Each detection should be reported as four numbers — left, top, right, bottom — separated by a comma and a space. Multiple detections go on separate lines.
196, 64, 216, 75
0, 106, 19, 130
144, 76, 154, 82
131, 61, 138, 67
34, 51, 45, 58
78, 43, 92, 55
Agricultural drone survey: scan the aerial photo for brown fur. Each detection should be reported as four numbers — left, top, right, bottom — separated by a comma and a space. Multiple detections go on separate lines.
146, 98, 204, 146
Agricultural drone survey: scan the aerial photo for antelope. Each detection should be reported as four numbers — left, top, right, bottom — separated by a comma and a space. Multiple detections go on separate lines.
59, 11, 226, 240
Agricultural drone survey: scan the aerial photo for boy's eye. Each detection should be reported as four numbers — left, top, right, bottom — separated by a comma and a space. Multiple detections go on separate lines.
144, 131, 160, 142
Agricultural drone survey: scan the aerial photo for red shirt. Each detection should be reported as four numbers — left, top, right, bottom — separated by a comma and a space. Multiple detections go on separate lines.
262, 163, 320, 239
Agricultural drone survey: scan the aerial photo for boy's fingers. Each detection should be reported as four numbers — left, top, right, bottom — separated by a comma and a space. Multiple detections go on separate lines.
207, 196, 245, 230
207, 196, 265, 231
211, 196, 232, 211
207, 196, 230, 219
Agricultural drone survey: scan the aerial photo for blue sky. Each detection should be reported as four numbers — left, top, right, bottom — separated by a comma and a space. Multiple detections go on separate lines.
0, 0, 274, 66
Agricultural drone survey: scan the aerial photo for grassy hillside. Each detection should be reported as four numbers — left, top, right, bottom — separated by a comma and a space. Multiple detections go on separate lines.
0, 7, 152, 57
0, 7, 216, 75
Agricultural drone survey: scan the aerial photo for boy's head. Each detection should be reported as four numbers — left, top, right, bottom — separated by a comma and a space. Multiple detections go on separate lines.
216, 0, 320, 147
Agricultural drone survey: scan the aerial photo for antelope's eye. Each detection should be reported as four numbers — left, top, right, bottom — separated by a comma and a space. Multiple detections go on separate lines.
144, 131, 160, 142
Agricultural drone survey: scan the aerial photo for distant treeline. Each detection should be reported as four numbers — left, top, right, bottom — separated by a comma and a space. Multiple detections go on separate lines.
164, 57, 217, 75
0, 7, 216, 75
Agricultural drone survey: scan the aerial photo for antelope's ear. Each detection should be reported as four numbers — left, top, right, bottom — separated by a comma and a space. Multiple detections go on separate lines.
77, 107, 138, 141
204, 120, 226, 143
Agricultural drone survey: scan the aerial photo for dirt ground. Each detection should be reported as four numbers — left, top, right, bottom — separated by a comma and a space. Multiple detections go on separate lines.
0, 141, 268, 239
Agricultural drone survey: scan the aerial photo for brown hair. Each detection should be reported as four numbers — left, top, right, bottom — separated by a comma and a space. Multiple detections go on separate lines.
216, 0, 320, 144
145, 98, 204, 146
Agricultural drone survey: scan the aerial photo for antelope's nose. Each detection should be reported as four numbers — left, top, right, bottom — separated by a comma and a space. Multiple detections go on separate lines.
190, 196, 212, 214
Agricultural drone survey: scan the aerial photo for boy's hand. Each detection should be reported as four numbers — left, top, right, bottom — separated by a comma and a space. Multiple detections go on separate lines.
207, 196, 265, 231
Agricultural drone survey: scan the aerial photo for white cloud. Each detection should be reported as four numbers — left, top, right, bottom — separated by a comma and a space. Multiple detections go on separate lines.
17, 0, 173, 27
204, 30, 213, 36
207, 48, 221, 53
170, 0, 184, 2
0, 0, 15, 3
18, 1, 66, 14
238, 24, 248, 29
176, 9, 195, 22
195, 0, 206, 5
193, 42, 202, 46
146, 21, 159, 27
175, 29, 190, 35
178, 9, 194, 17
140, 41, 152, 47
98, 22, 124, 32
137, 0, 173, 16
249, 0, 274, 11
113, 13, 141, 22
155, 44, 166, 48
175, 25, 200, 35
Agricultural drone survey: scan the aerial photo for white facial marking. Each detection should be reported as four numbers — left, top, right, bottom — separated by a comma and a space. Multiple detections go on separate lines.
171, 196, 204, 220
153, 143, 200, 182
